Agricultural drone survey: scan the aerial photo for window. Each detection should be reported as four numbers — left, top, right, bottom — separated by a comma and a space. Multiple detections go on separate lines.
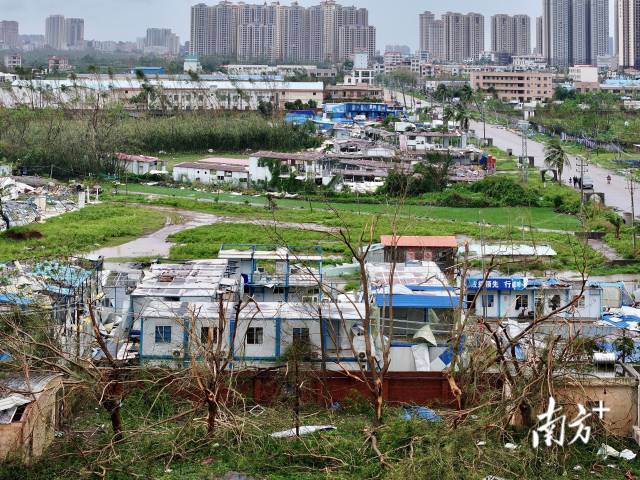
246, 327, 263, 345
515, 294, 529, 311
293, 327, 310, 345
201, 326, 219, 346
482, 294, 495, 308
155, 326, 172, 344
572, 294, 586, 308
273, 287, 286, 295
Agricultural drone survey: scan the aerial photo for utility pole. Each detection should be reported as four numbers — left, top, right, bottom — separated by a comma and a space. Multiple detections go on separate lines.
632, 178, 637, 253
577, 156, 589, 207
518, 120, 529, 183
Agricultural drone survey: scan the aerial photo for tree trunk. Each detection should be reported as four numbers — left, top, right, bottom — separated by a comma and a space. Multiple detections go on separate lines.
109, 404, 123, 442
206, 394, 218, 436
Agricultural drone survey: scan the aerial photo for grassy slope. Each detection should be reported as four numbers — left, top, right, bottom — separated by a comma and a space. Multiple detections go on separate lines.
0, 204, 166, 261
4, 389, 638, 480
115, 184, 582, 232
103, 194, 604, 273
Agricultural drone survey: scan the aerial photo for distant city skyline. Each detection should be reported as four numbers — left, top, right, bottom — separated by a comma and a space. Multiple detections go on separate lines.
0, 0, 551, 50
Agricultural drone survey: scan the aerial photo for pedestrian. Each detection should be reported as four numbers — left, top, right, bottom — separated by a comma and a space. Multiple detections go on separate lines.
607, 175, 612, 185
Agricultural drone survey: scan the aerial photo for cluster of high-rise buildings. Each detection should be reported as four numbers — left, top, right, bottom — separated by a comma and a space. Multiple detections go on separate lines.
189, 0, 376, 63
490, 14, 531, 57
0, 21, 19, 50
418, 12, 485, 63
142, 28, 180, 56
45, 15, 85, 50
540, 0, 609, 67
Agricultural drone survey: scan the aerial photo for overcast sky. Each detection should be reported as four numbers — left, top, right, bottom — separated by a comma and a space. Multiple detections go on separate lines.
0, 0, 546, 48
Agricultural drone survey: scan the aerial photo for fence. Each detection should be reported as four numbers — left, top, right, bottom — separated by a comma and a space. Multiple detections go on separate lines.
243, 370, 455, 407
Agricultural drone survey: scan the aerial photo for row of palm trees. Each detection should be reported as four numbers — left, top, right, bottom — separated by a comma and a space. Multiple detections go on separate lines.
428, 83, 572, 183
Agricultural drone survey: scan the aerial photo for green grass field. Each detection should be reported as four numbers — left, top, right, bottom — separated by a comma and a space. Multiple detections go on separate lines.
101, 193, 605, 273
0, 204, 166, 261
116, 184, 582, 232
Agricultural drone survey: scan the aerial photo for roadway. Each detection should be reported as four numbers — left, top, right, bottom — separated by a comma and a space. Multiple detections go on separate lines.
470, 120, 634, 215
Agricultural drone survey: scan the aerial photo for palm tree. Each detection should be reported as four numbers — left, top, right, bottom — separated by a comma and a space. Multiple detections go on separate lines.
544, 139, 571, 183
443, 105, 456, 132
455, 104, 470, 132
458, 84, 474, 106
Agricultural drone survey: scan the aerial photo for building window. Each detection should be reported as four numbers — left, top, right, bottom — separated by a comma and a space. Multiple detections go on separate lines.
273, 287, 286, 295
572, 295, 586, 308
155, 326, 172, 344
293, 327, 310, 345
246, 327, 263, 345
201, 326, 219, 346
482, 294, 495, 308
515, 294, 529, 311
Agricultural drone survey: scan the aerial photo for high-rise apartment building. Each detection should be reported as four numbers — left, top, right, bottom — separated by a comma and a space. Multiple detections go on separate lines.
543, 0, 609, 66
45, 15, 67, 50
513, 15, 531, 55
65, 18, 84, 49
419, 11, 435, 55
536, 16, 544, 55
189, 1, 374, 64
0, 21, 19, 49
145, 28, 180, 55
491, 15, 515, 54
420, 11, 484, 63
465, 13, 485, 61
616, 0, 640, 67
589, 0, 609, 61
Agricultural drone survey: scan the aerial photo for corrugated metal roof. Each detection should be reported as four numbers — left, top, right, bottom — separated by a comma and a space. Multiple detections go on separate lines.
251, 151, 326, 161
380, 236, 458, 248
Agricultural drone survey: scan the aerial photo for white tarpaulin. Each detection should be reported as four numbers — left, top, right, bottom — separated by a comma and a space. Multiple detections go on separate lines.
411, 344, 431, 372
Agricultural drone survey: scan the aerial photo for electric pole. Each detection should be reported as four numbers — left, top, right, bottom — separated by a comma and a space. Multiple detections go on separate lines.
576, 156, 589, 207
628, 176, 637, 254
518, 120, 529, 183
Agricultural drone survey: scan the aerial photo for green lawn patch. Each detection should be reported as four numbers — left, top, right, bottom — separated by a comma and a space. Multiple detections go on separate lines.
0, 204, 166, 261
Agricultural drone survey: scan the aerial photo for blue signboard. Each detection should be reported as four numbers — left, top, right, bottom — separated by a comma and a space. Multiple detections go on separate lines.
466, 277, 528, 291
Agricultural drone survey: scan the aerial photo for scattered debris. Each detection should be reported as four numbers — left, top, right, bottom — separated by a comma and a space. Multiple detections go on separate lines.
573, 465, 582, 471
248, 405, 265, 417
504, 443, 518, 450
401, 405, 442, 422
270, 425, 336, 438
223, 473, 257, 480
597, 444, 636, 460
476, 441, 487, 447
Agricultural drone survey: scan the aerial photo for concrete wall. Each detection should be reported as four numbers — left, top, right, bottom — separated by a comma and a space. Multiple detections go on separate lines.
556, 377, 638, 437
0, 377, 62, 463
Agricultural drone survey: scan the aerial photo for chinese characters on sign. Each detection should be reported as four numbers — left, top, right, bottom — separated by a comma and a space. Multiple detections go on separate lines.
532, 397, 609, 448
466, 278, 527, 291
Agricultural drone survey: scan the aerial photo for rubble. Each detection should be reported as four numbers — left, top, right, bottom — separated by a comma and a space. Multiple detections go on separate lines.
0, 176, 89, 231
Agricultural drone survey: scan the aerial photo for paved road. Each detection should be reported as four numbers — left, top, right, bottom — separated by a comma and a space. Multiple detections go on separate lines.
88, 206, 336, 259
471, 120, 634, 214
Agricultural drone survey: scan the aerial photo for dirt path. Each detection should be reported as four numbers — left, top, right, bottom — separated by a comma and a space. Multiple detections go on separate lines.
88, 206, 336, 259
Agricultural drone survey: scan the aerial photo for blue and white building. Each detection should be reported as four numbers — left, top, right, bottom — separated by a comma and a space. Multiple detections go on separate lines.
465, 277, 625, 322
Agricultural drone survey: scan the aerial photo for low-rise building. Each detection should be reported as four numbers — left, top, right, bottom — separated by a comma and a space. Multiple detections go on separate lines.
1, 79, 324, 111
325, 84, 384, 102
47, 56, 72, 72
379, 235, 458, 273
3, 53, 21, 71
470, 71, 554, 102
173, 157, 249, 186
0, 373, 63, 463
465, 277, 624, 322
249, 151, 333, 186
115, 153, 167, 175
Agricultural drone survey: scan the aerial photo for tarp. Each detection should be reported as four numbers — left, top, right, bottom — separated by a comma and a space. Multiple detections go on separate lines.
375, 294, 459, 309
